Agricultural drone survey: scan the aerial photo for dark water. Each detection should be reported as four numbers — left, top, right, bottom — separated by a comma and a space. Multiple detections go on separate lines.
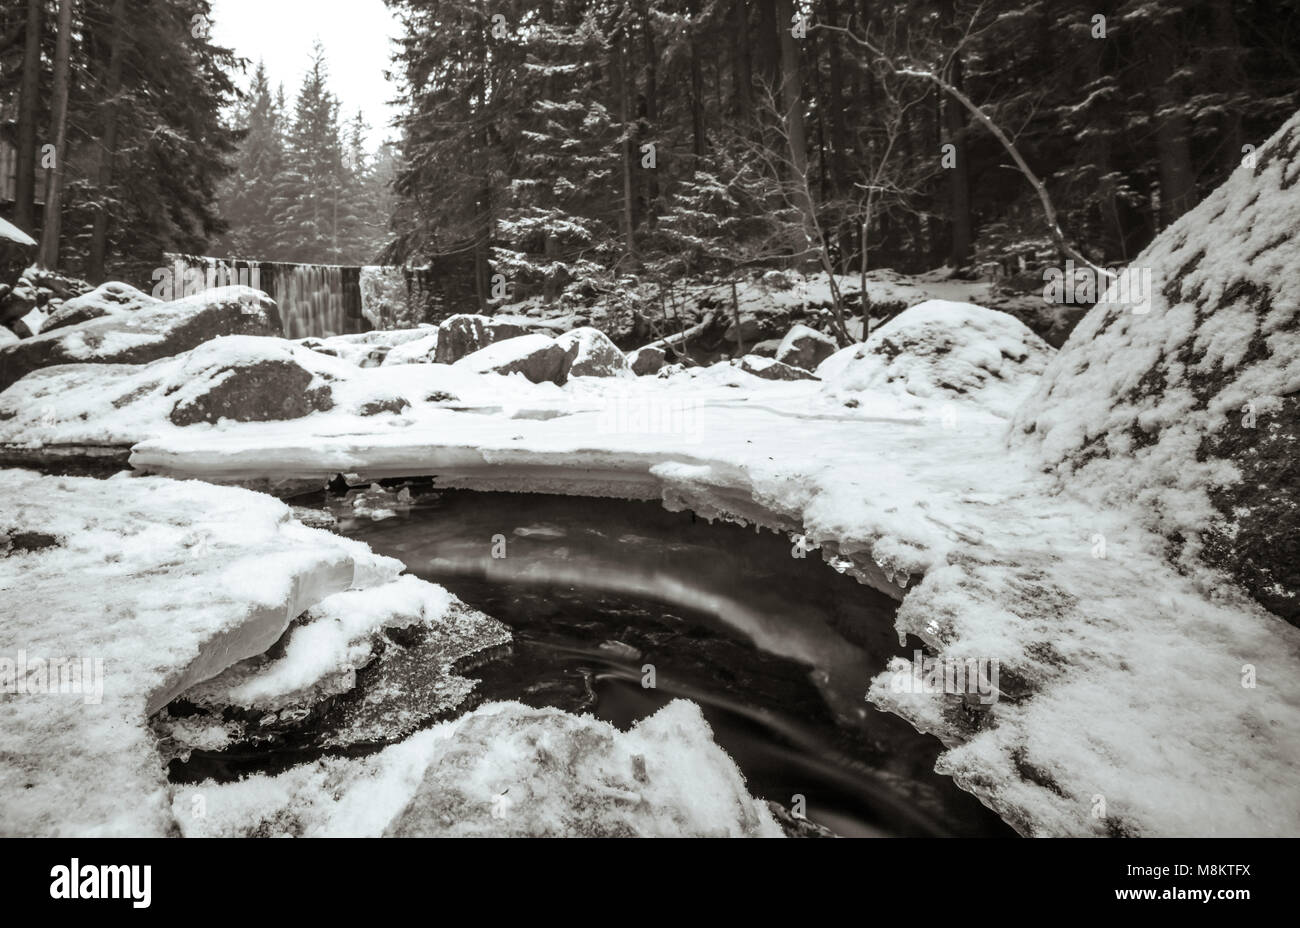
320, 485, 1014, 838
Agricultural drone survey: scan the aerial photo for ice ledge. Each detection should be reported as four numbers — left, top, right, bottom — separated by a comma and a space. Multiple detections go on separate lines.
0, 470, 402, 836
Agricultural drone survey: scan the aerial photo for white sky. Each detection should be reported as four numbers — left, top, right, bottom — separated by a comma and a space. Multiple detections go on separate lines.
208, 0, 403, 148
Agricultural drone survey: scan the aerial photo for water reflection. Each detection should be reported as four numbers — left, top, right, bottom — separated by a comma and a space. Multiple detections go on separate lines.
331, 486, 1015, 838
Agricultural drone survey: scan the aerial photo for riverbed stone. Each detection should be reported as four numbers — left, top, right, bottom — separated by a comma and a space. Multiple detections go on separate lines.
42, 282, 160, 332
557, 326, 631, 378
168, 338, 335, 426
0, 285, 283, 393
434, 314, 529, 364
737, 354, 819, 381
627, 344, 667, 376
455, 333, 571, 384
775, 324, 837, 371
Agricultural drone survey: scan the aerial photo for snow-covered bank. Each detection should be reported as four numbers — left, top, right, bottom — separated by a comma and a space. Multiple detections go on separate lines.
0, 470, 781, 837
2, 288, 1296, 835
0, 470, 401, 835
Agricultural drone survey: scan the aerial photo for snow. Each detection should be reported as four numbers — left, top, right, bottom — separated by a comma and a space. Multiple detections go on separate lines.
186, 574, 459, 707
818, 300, 1052, 419
103, 358, 1300, 837
454, 333, 559, 375
0, 217, 37, 247
379, 331, 439, 365
3, 233, 1297, 835
1012, 113, 1300, 551
0, 469, 403, 836
173, 699, 783, 837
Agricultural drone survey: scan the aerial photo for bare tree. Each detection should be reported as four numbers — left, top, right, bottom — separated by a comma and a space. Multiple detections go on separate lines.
38, 0, 74, 270
819, 7, 1114, 280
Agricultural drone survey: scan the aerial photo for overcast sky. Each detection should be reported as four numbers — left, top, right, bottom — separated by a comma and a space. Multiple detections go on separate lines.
208, 0, 403, 148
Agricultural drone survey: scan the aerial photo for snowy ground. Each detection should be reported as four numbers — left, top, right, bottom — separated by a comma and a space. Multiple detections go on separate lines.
2, 294, 1294, 836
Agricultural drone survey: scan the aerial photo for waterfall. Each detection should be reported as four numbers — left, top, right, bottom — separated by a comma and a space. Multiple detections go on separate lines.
276, 264, 345, 339
162, 254, 368, 339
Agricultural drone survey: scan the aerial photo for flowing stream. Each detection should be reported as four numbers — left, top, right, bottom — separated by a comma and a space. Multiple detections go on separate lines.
319, 486, 1014, 838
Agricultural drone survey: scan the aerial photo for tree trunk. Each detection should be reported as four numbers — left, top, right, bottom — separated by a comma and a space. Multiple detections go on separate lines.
1149, 35, 1196, 226
943, 53, 972, 269
775, 0, 815, 250
634, 0, 659, 221
13, 0, 42, 232
39, 0, 74, 270
89, 0, 129, 283
689, 36, 706, 159
615, 35, 638, 262
733, 0, 754, 125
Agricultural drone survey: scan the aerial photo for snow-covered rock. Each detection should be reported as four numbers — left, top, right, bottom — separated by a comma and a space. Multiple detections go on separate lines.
0, 286, 282, 393
433, 314, 529, 364
775, 323, 836, 371
166, 336, 342, 426
557, 326, 632, 378
736, 354, 818, 381
454, 333, 570, 385
41, 282, 160, 333
0, 218, 37, 291
1012, 110, 1300, 624
174, 699, 782, 837
378, 331, 439, 366
627, 344, 667, 376
160, 574, 510, 750
0, 327, 16, 348
299, 328, 436, 368
819, 300, 1051, 418
0, 469, 403, 836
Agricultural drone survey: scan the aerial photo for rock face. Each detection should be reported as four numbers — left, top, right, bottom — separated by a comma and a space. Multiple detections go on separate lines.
820, 300, 1051, 418
775, 323, 837, 371
0, 286, 282, 393
434, 314, 528, 364
736, 354, 819, 381
0, 218, 37, 295
167, 336, 336, 426
41, 282, 160, 332
1012, 110, 1300, 625
627, 344, 667, 376
557, 326, 632, 378
455, 333, 570, 384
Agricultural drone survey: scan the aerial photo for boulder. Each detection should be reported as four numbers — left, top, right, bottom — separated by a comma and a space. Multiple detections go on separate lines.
41, 282, 160, 332
167, 336, 337, 426
0, 218, 37, 292
9, 307, 46, 339
455, 333, 570, 385
381, 332, 440, 366
0, 281, 37, 327
301, 328, 435, 367
627, 344, 667, 376
749, 338, 783, 358
0, 327, 16, 348
775, 323, 837, 371
557, 326, 632, 378
819, 300, 1050, 418
356, 394, 412, 416
434, 314, 529, 364
0, 285, 282, 393
1012, 110, 1300, 625
736, 354, 819, 381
